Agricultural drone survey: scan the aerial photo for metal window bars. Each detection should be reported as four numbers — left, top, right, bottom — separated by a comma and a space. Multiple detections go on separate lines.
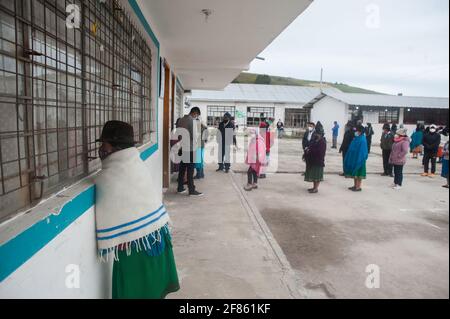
246, 106, 275, 127
207, 106, 236, 126
0, 0, 154, 221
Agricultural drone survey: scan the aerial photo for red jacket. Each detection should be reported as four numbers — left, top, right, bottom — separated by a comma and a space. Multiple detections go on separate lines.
259, 122, 273, 153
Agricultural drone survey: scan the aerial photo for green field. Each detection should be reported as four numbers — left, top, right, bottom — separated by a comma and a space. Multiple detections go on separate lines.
232, 72, 383, 94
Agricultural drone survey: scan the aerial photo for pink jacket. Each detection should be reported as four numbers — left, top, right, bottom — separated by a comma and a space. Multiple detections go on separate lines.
246, 135, 267, 176
389, 136, 410, 166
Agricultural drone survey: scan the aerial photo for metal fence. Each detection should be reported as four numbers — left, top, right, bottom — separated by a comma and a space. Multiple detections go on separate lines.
0, 0, 154, 221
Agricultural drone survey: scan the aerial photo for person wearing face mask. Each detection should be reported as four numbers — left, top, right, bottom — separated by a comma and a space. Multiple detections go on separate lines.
380, 123, 394, 177
339, 121, 355, 176
176, 107, 203, 196
344, 125, 368, 192
95, 121, 180, 299
216, 112, 235, 173
244, 128, 266, 191
389, 128, 410, 190
421, 124, 441, 177
304, 124, 327, 193
302, 122, 316, 151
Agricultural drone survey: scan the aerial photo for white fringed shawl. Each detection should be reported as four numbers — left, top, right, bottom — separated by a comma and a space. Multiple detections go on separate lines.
95, 147, 170, 258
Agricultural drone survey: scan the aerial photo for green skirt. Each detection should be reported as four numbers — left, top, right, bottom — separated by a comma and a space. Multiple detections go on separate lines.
305, 165, 324, 182
112, 230, 180, 299
345, 163, 367, 179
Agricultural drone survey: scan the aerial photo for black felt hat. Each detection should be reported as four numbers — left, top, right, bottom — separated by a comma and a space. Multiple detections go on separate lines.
96, 121, 137, 145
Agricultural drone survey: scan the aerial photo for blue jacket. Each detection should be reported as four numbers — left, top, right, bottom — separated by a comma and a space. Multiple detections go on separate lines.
332, 124, 339, 137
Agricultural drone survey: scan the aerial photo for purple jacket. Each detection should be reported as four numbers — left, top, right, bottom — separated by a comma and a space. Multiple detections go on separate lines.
389, 136, 410, 166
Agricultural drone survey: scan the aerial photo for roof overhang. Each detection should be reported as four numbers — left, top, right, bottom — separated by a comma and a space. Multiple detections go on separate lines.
135, 0, 313, 90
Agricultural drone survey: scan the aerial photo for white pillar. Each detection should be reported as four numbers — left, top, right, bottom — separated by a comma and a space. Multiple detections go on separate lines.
399, 107, 405, 124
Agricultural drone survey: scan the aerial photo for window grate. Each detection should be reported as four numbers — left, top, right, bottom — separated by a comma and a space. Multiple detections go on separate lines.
0, 0, 154, 221
246, 106, 274, 127
207, 105, 235, 126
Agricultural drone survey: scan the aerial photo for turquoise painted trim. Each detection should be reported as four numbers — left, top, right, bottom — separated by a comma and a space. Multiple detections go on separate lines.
0, 186, 96, 282
140, 143, 158, 161
128, 0, 160, 50
0, 2, 162, 283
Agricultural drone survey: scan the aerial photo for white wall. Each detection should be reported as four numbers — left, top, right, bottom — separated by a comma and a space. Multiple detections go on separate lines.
0, 207, 112, 298
310, 96, 348, 143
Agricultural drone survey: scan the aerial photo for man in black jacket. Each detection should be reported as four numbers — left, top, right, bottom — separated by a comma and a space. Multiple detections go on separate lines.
365, 123, 375, 153
176, 107, 203, 196
339, 121, 355, 176
421, 124, 441, 177
217, 112, 235, 173
380, 123, 394, 177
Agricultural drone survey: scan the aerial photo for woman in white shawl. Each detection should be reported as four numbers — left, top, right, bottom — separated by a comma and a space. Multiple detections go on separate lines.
95, 121, 179, 299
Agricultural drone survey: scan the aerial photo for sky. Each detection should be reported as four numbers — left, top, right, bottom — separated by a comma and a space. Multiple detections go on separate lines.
248, 0, 449, 97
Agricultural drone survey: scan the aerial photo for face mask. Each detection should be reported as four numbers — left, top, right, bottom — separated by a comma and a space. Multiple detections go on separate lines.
355, 132, 360, 137
99, 148, 113, 161
308, 127, 314, 132
430, 129, 436, 133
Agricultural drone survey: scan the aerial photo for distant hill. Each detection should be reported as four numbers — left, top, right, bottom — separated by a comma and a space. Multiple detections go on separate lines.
232, 72, 383, 94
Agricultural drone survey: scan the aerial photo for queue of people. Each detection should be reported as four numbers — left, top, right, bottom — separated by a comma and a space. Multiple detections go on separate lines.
173, 107, 449, 197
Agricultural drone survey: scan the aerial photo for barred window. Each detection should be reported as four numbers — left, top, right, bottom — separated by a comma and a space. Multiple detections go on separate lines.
404, 108, 449, 126
284, 108, 309, 128
0, 0, 155, 221
378, 108, 399, 124
207, 105, 235, 126
246, 107, 274, 126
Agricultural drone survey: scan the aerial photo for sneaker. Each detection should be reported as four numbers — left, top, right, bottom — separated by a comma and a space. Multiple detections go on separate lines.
352, 188, 362, 192
389, 183, 396, 188
442, 185, 449, 189
348, 186, 356, 191
244, 184, 253, 191
428, 173, 436, 178
392, 185, 402, 190
308, 189, 318, 194
224, 169, 230, 174
421, 172, 429, 177
177, 188, 188, 194
216, 167, 224, 172
252, 184, 258, 189
189, 190, 204, 196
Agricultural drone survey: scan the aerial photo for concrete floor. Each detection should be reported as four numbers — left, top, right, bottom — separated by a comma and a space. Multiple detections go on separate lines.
166, 136, 449, 299
236, 137, 449, 299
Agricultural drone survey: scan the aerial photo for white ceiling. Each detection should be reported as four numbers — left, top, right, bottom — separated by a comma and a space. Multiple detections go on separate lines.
136, 0, 313, 90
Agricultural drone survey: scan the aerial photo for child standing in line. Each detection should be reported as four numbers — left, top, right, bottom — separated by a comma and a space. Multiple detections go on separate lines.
244, 128, 266, 191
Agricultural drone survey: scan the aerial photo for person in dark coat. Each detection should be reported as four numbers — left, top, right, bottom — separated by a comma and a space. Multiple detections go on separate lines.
339, 121, 355, 176
216, 112, 235, 173
365, 123, 375, 153
304, 124, 326, 193
302, 122, 316, 151
380, 123, 394, 177
421, 124, 441, 177
391, 123, 398, 135
176, 107, 203, 196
